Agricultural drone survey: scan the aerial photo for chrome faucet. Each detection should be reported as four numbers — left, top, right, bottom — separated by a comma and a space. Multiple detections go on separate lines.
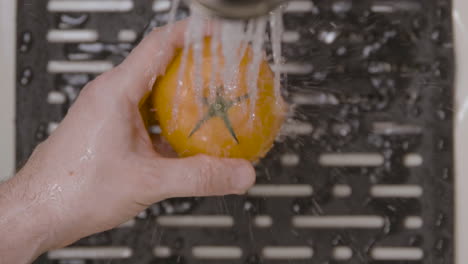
190, 0, 289, 19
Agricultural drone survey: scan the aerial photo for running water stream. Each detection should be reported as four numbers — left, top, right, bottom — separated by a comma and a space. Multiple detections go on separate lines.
166, 2, 284, 130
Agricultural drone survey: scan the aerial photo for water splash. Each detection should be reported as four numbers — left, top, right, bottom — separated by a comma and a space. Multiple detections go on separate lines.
247, 18, 268, 122
220, 20, 246, 95
190, 14, 207, 118
270, 8, 284, 106
209, 24, 221, 102
166, 4, 285, 130
167, 0, 180, 26
19, 67, 33, 86
19, 31, 33, 53
170, 13, 196, 132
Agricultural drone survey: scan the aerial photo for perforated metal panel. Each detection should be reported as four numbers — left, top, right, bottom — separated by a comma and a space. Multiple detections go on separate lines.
16, 0, 454, 263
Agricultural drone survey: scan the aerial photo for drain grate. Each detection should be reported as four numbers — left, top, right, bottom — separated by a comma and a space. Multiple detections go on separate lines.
16, 0, 454, 263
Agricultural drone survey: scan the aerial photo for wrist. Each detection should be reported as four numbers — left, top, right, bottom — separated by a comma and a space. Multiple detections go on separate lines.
0, 165, 58, 262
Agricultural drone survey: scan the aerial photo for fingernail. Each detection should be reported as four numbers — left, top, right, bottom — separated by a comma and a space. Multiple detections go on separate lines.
232, 163, 255, 192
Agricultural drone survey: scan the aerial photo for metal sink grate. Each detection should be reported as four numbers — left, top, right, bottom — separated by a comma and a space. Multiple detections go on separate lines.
16, 0, 454, 263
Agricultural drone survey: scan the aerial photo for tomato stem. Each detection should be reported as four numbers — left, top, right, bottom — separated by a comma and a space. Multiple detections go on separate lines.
188, 86, 249, 144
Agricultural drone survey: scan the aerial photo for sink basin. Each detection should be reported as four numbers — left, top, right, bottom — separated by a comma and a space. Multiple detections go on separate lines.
0, 0, 467, 263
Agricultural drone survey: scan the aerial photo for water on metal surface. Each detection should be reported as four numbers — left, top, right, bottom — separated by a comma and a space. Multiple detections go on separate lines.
15, 0, 454, 263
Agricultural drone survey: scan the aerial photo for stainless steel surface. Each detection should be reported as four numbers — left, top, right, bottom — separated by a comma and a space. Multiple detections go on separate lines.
190, 0, 288, 19
0, 0, 465, 263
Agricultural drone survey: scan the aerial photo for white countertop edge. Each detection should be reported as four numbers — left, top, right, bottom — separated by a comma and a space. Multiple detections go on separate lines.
454, 0, 468, 262
0, 0, 16, 181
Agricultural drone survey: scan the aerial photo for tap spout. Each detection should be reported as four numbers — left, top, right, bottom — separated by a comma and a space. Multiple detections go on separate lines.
190, 0, 288, 19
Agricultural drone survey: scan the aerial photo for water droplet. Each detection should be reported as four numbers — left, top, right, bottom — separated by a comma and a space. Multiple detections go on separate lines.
312, 124, 327, 140
19, 31, 32, 53
173, 237, 184, 250
409, 235, 423, 246
369, 172, 379, 184
150, 203, 163, 216
290, 229, 300, 237
368, 62, 392, 74
61, 73, 90, 87
158, 198, 200, 215
318, 30, 339, 44
313, 71, 328, 81
436, 6, 448, 20
436, 109, 446, 120
437, 138, 446, 151
292, 198, 310, 214
332, 123, 351, 137
292, 203, 301, 214
58, 14, 89, 29
136, 210, 148, 219
412, 16, 427, 31
371, 77, 383, 88
336, 46, 347, 56
381, 216, 391, 235
359, 92, 390, 111
62, 86, 80, 103
163, 202, 176, 214
406, 90, 420, 104
35, 123, 47, 141
243, 201, 253, 212
435, 213, 445, 227
245, 254, 261, 264
243, 198, 263, 215
442, 167, 450, 181
19, 67, 33, 86
434, 238, 447, 255
332, 1, 352, 14
363, 43, 381, 57
332, 235, 343, 246
431, 28, 442, 43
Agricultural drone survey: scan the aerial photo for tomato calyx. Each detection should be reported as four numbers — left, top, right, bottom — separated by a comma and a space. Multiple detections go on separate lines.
189, 86, 249, 144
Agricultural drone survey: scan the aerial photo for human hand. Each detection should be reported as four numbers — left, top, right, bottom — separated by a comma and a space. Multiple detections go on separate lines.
0, 19, 255, 263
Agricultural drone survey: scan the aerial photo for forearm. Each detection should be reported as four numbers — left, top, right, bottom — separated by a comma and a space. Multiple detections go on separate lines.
0, 168, 54, 263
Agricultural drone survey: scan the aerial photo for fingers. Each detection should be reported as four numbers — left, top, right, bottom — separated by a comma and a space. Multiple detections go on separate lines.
115, 17, 215, 104
151, 134, 179, 158
155, 155, 256, 198
116, 19, 188, 103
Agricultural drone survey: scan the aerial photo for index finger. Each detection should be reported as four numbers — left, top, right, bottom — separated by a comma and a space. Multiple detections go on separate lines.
119, 19, 188, 103
117, 17, 214, 104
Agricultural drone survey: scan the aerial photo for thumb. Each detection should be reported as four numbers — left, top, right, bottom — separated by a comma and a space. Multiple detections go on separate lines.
157, 155, 256, 198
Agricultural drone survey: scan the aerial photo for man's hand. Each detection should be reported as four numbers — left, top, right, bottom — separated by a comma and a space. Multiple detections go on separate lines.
0, 19, 255, 264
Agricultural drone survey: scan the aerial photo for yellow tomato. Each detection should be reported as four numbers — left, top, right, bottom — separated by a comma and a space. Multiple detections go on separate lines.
151, 37, 287, 162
